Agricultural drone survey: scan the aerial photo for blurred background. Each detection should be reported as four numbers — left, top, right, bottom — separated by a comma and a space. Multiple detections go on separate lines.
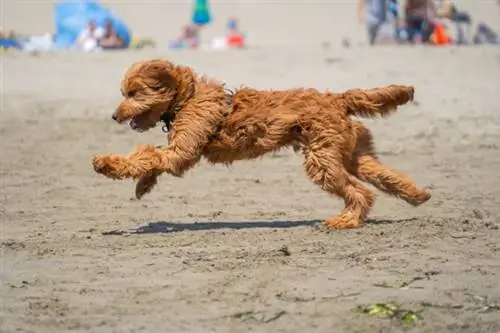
2, 0, 500, 51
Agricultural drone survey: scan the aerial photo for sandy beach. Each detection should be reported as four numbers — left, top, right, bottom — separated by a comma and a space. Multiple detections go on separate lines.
2, 1, 500, 332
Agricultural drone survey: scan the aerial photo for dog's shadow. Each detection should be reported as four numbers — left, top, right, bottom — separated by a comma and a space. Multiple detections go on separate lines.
102, 217, 419, 235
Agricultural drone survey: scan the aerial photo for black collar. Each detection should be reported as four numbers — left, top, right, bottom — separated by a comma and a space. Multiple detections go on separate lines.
160, 111, 176, 133
160, 86, 196, 133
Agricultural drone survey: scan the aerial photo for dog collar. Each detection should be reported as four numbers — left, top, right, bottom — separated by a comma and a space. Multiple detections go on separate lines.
160, 111, 176, 133
160, 85, 196, 133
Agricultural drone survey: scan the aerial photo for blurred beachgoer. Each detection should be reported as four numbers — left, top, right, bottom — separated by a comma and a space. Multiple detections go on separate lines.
388, 0, 407, 42
76, 20, 105, 52
226, 17, 245, 48
0, 28, 11, 38
473, 22, 500, 44
436, 0, 471, 44
398, 0, 437, 43
169, 24, 199, 49
357, 0, 389, 45
185, 24, 200, 48
99, 20, 126, 49
0, 28, 22, 50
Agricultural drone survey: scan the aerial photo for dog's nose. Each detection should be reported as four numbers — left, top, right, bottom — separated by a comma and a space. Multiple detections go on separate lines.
111, 113, 118, 121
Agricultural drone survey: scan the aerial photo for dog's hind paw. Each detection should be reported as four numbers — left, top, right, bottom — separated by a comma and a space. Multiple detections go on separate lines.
406, 189, 432, 207
323, 215, 363, 229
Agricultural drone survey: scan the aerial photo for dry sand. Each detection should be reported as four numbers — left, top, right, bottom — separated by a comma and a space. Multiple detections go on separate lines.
2, 1, 500, 333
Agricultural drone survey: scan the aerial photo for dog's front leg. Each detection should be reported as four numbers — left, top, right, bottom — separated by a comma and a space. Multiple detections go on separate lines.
93, 142, 201, 180
132, 144, 201, 198
92, 144, 164, 180
135, 170, 161, 199
94, 107, 215, 195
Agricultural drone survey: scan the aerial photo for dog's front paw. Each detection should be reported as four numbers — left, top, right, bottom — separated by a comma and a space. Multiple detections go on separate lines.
92, 154, 128, 180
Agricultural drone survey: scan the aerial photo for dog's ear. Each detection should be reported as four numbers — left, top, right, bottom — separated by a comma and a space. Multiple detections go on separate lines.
142, 60, 177, 91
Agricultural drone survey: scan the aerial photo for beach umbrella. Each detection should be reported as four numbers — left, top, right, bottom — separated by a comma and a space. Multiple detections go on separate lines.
192, 0, 212, 26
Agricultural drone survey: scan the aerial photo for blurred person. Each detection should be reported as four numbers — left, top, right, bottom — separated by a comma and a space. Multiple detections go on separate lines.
98, 20, 126, 49
473, 22, 500, 44
398, 0, 437, 44
184, 24, 200, 48
0, 28, 22, 50
388, 0, 406, 42
0, 28, 12, 38
169, 24, 199, 49
76, 20, 105, 52
357, 0, 390, 45
436, 0, 471, 44
226, 17, 245, 48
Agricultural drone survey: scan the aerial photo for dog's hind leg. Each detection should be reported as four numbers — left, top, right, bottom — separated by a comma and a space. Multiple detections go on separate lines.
303, 142, 375, 229
349, 122, 431, 206
353, 155, 431, 206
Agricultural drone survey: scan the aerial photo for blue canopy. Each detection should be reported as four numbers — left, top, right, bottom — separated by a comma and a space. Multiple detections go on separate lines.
54, 0, 131, 48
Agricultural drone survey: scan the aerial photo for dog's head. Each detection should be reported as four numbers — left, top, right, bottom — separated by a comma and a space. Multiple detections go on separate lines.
112, 59, 194, 132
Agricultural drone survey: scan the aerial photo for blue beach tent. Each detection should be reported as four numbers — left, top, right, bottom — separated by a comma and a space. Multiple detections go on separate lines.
53, 0, 132, 48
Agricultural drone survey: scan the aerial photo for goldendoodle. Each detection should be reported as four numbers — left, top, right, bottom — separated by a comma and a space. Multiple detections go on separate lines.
92, 59, 431, 229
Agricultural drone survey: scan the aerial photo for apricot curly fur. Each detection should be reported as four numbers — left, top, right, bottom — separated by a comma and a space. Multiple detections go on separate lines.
92, 59, 431, 229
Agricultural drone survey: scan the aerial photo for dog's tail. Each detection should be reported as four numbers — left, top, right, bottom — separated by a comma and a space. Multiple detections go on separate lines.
342, 85, 414, 119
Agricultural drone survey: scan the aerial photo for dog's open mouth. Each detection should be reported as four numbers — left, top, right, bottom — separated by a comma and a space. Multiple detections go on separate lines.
129, 117, 146, 132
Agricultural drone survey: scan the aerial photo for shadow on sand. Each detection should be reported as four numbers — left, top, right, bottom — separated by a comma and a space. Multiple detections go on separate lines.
102, 217, 419, 235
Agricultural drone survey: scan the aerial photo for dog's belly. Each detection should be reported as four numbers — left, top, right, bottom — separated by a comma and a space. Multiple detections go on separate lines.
202, 126, 294, 164
203, 145, 269, 164
202, 136, 275, 164
202, 107, 303, 164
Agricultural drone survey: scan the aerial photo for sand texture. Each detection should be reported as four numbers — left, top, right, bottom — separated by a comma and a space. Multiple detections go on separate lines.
2, 1, 500, 332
